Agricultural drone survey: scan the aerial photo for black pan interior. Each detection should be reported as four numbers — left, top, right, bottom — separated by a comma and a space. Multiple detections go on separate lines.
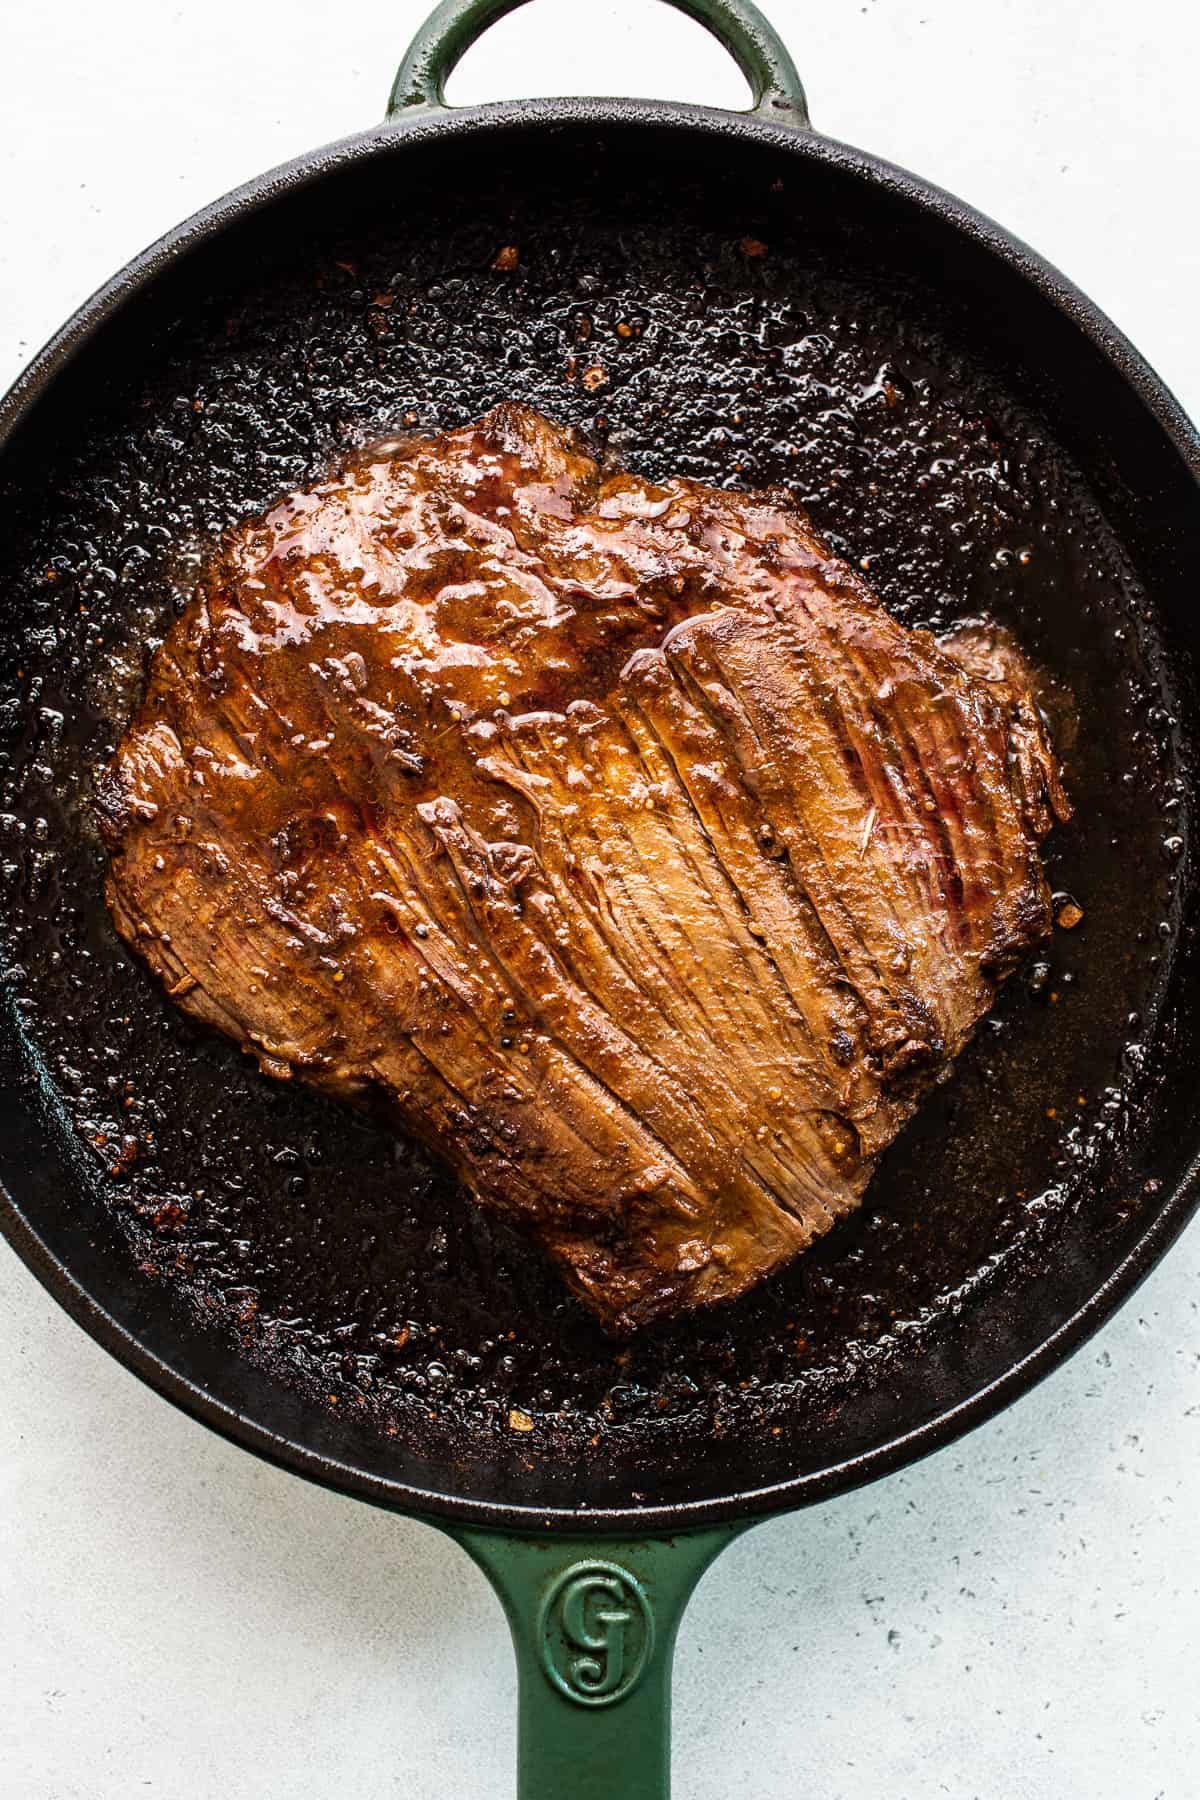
0, 114, 1196, 1522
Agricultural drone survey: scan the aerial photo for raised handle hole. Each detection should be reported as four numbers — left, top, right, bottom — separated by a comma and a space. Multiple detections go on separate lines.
445, 0, 753, 109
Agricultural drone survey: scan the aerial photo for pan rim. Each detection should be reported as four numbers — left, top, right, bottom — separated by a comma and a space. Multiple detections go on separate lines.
1, 95, 1198, 1533
4, 1149, 1199, 1532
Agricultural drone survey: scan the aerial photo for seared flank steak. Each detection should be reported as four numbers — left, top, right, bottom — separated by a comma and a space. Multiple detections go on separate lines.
98, 405, 1069, 1331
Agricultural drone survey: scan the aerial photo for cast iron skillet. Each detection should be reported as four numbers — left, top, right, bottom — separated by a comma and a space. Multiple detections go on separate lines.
1, 0, 1198, 1792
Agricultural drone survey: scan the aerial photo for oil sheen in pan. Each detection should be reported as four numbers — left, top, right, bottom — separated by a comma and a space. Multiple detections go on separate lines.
0, 167, 1184, 1474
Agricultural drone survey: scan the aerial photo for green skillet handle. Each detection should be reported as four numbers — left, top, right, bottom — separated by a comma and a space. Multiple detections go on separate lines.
387, 0, 810, 127
447, 1521, 746, 1799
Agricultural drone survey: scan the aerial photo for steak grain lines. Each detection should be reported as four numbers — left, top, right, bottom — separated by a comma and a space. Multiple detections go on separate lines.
98, 406, 1069, 1331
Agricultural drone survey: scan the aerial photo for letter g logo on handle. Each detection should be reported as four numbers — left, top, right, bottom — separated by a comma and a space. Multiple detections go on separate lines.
561, 1574, 632, 1697
538, 1562, 654, 1707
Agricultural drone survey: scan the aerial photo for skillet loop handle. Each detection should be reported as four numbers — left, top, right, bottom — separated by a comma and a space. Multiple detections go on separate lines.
387, 0, 810, 127
447, 1524, 743, 1799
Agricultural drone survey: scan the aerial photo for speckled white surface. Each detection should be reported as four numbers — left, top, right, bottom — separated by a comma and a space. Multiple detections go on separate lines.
1, 3, 1198, 1795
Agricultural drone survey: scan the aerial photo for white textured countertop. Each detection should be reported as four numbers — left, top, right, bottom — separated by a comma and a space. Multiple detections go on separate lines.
2, 3, 1198, 1795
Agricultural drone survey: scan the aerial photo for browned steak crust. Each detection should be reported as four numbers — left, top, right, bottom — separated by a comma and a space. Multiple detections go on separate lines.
98, 405, 1069, 1331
